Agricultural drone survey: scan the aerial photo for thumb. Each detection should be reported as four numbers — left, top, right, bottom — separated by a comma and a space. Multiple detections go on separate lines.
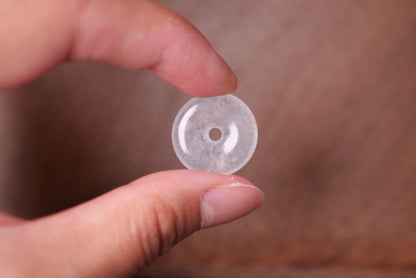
1, 170, 264, 277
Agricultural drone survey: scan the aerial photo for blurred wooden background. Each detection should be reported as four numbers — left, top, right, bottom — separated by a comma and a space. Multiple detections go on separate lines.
1, 0, 416, 277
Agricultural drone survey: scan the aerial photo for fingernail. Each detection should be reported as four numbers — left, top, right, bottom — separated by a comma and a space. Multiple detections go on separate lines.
200, 183, 264, 229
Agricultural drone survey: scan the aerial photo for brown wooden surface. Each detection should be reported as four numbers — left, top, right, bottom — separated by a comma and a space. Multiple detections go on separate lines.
1, 0, 416, 277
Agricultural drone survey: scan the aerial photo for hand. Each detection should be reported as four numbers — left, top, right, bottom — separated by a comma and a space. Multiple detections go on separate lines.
0, 0, 264, 277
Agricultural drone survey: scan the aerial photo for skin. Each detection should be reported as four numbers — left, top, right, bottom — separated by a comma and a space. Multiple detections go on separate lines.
0, 0, 264, 277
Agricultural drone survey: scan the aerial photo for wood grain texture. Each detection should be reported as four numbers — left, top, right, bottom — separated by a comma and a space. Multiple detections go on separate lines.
1, 0, 416, 276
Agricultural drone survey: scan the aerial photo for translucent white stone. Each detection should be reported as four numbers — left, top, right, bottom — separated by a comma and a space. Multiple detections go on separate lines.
172, 95, 258, 174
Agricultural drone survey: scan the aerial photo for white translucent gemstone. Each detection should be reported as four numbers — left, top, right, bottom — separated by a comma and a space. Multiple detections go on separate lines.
172, 95, 258, 174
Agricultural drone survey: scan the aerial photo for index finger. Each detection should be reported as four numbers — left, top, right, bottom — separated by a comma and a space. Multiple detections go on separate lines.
0, 0, 237, 96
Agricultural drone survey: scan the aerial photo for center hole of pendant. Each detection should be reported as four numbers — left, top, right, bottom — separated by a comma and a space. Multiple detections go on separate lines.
209, 128, 222, 141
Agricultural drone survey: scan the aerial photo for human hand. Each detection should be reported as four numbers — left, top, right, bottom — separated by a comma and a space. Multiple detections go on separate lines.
0, 0, 264, 277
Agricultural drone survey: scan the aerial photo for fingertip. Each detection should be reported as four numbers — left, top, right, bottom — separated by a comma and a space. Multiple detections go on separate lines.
191, 52, 238, 97
224, 64, 239, 94
216, 53, 238, 94
147, 15, 238, 97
